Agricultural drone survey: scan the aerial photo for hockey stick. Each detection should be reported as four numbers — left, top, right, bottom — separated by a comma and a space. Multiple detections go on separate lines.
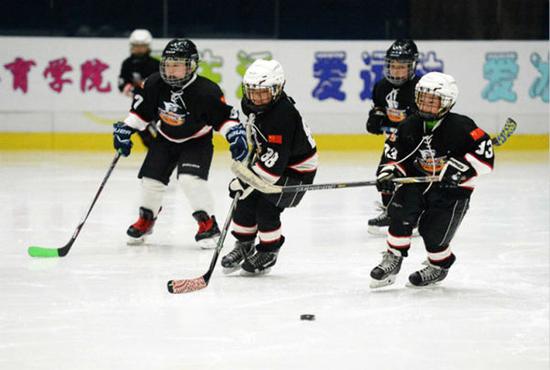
231, 160, 439, 194
27, 152, 121, 258
166, 114, 256, 294
491, 117, 517, 146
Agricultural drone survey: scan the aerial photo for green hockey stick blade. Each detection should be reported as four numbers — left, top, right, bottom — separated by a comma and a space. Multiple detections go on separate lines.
28, 246, 60, 258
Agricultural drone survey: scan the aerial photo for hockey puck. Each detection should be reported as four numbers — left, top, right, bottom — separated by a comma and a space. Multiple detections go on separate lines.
300, 314, 315, 321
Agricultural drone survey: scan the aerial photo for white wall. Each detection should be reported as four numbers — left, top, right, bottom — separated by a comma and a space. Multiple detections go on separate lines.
0, 37, 547, 135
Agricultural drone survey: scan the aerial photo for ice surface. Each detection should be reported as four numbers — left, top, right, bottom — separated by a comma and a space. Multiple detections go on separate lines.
1, 150, 548, 370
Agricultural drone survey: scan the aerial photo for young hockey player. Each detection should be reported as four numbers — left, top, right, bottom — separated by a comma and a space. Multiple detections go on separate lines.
117, 29, 160, 148
369, 72, 494, 288
220, 59, 318, 275
365, 39, 421, 234
112, 39, 248, 249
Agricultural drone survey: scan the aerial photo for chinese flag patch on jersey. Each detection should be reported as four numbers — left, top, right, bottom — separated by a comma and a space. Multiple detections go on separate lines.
268, 135, 283, 144
470, 128, 486, 141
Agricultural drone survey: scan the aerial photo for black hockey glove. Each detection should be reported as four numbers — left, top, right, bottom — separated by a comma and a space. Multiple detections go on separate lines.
366, 108, 386, 135
113, 122, 136, 157
228, 178, 254, 199
376, 164, 401, 193
226, 124, 248, 161
439, 158, 472, 189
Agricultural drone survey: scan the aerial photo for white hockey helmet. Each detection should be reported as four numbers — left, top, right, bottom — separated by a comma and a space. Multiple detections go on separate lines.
242, 59, 285, 110
129, 29, 153, 46
415, 72, 459, 120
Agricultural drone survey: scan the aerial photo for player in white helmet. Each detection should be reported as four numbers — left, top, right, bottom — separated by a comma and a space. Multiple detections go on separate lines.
369, 72, 495, 288
220, 59, 319, 275
117, 29, 160, 148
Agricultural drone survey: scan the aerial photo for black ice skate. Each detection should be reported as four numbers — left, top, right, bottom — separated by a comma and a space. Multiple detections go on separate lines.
408, 261, 450, 287
127, 207, 156, 245
369, 250, 403, 288
193, 211, 221, 249
240, 251, 279, 276
367, 208, 391, 236
220, 240, 255, 274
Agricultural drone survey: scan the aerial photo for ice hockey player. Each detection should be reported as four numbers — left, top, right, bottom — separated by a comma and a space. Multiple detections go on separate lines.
365, 39, 421, 235
369, 72, 494, 288
117, 29, 160, 148
221, 59, 318, 275
112, 39, 249, 249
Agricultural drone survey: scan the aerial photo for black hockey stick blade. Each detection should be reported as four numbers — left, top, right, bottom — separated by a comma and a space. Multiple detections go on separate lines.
27, 152, 121, 258
167, 194, 241, 294
492, 117, 518, 146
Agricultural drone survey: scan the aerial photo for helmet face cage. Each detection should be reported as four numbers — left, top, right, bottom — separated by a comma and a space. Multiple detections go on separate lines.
160, 39, 199, 87
415, 87, 454, 120
243, 82, 283, 106
383, 39, 419, 86
384, 58, 417, 86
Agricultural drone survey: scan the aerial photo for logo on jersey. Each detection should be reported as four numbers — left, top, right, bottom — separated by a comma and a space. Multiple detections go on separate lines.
159, 101, 187, 126
385, 89, 407, 123
415, 148, 447, 174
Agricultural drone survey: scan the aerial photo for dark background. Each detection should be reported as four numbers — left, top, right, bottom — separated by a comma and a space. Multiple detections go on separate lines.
1, 0, 548, 39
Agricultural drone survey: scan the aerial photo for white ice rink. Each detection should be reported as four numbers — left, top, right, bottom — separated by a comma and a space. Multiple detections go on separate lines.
1, 150, 548, 370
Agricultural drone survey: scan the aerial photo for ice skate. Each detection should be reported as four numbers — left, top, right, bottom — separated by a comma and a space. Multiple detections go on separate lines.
127, 207, 156, 245
367, 204, 391, 236
193, 211, 221, 249
240, 250, 279, 276
220, 240, 255, 274
369, 250, 403, 288
407, 260, 449, 287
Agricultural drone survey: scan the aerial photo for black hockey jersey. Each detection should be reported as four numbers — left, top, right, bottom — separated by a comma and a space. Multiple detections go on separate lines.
391, 112, 495, 194
243, 93, 318, 184
125, 73, 238, 143
367, 76, 420, 134
118, 55, 159, 91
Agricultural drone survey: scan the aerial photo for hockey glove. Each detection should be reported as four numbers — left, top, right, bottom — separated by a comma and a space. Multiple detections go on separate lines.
113, 122, 136, 157
366, 108, 386, 134
226, 124, 248, 161
376, 164, 401, 193
439, 157, 471, 189
228, 178, 254, 200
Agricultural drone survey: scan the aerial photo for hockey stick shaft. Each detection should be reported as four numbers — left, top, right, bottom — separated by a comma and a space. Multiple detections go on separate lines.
231, 160, 438, 194
28, 152, 121, 258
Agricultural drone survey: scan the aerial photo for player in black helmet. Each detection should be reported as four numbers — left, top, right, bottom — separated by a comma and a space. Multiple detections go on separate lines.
112, 38, 248, 249
365, 39, 421, 235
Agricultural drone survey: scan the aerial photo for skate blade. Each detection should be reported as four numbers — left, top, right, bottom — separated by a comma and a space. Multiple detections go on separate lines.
127, 236, 146, 245
367, 225, 388, 236
405, 281, 443, 288
240, 267, 271, 276
369, 275, 397, 289
222, 265, 242, 275
197, 236, 220, 250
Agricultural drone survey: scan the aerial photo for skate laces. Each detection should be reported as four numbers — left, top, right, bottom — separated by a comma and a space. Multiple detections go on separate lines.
226, 242, 254, 262
249, 251, 276, 266
417, 262, 443, 281
379, 251, 401, 271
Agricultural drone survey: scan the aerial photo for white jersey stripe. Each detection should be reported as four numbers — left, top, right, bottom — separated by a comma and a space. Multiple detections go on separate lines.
258, 228, 282, 243
231, 221, 258, 235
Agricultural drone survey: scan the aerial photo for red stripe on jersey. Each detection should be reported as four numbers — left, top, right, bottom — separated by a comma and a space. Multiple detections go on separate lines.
470, 128, 486, 141
268, 135, 283, 144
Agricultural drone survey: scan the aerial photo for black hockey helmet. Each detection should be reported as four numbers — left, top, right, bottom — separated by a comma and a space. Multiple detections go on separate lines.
384, 39, 419, 86
160, 38, 199, 88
